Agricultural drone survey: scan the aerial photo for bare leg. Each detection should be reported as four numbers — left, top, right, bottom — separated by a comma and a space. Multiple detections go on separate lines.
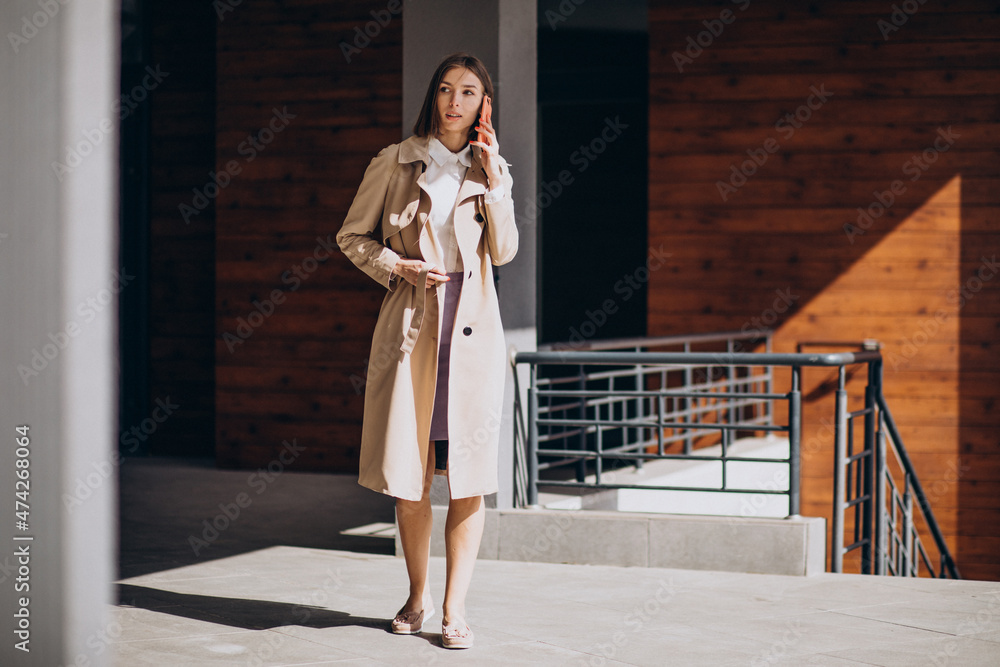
394, 444, 437, 614
442, 494, 485, 632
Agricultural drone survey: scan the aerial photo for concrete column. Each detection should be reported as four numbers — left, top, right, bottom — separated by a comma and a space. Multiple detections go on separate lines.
0, 1, 118, 665
403, 0, 537, 510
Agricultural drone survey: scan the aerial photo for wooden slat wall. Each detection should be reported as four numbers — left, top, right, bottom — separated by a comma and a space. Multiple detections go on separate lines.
648, 1, 1000, 580
214, 1, 402, 471
147, 0, 217, 455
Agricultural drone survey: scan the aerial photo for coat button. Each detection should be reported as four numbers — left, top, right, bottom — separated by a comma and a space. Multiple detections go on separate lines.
474, 213, 484, 222
463, 326, 472, 336
467, 270, 472, 279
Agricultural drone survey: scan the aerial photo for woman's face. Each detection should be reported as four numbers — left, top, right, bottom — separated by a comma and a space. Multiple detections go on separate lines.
435, 67, 484, 137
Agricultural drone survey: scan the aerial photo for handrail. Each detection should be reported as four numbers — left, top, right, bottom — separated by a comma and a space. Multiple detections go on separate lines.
516, 350, 883, 367
876, 392, 960, 579
513, 333, 960, 578
538, 329, 770, 351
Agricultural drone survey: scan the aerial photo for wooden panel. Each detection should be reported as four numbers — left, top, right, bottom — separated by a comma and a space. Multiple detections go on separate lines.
649, 0, 1000, 579
214, 0, 402, 471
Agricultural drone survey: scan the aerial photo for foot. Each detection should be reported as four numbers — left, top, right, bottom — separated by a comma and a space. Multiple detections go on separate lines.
441, 617, 474, 649
391, 593, 434, 635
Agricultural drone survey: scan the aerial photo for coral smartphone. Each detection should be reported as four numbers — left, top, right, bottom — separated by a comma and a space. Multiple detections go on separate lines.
476, 95, 492, 145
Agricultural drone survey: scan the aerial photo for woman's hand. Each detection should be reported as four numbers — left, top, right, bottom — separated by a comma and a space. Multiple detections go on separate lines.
393, 258, 449, 288
471, 115, 503, 188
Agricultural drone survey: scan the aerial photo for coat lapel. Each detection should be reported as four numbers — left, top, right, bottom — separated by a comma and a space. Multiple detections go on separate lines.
458, 148, 489, 203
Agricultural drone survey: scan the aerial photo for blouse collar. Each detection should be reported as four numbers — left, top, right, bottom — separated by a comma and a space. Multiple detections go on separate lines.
427, 135, 472, 168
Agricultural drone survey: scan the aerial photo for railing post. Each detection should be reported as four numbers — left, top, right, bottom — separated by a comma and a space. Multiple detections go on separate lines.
633, 348, 644, 471
683, 342, 693, 455
903, 489, 914, 576
874, 419, 887, 575
575, 365, 586, 482
861, 366, 877, 575
832, 371, 849, 573
527, 363, 539, 507
788, 366, 802, 517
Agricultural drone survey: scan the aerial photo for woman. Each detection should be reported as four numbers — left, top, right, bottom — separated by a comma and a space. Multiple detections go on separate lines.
336, 52, 517, 649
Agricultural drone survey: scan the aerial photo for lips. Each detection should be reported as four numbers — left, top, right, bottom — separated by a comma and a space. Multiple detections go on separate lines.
445, 112, 462, 121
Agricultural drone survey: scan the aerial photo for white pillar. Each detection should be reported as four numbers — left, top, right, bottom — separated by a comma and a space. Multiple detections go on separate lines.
404, 0, 537, 510
0, 1, 118, 664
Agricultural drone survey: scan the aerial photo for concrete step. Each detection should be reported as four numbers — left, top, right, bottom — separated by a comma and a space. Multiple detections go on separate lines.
540, 435, 792, 518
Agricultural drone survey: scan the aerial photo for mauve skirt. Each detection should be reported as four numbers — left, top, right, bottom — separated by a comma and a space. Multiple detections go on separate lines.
429, 272, 465, 456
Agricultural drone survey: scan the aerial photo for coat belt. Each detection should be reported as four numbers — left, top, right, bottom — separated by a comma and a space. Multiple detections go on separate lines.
399, 265, 431, 355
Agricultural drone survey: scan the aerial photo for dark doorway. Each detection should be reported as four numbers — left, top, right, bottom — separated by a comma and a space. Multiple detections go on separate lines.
537, 0, 649, 345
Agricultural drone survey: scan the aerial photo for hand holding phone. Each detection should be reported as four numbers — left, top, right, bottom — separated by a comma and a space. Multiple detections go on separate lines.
476, 95, 492, 146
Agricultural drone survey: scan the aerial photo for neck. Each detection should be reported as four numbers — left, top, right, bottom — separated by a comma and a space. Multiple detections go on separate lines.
435, 129, 468, 153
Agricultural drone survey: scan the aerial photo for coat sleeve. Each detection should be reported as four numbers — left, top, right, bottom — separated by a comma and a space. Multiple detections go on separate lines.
483, 158, 518, 266
336, 144, 403, 291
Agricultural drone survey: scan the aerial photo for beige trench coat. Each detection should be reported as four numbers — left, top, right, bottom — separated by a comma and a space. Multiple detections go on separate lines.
337, 134, 518, 501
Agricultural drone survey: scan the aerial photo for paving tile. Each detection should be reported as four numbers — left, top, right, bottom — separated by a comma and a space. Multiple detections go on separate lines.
721, 654, 879, 667
825, 634, 1000, 667
106, 604, 253, 644
969, 629, 1000, 644
111, 629, 363, 666
717, 609, 950, 660
833, 600, 1000, 637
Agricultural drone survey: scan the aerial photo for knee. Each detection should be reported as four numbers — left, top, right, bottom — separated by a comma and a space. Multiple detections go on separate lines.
449, 495, 483, 512
396, 496, 426, 516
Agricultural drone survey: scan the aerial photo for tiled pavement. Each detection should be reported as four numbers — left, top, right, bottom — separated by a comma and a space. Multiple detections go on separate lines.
110, 457, 1000, 666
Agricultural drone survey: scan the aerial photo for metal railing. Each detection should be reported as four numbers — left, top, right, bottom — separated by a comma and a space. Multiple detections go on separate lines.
833, 360, 961, 578
511, 332, 960, 578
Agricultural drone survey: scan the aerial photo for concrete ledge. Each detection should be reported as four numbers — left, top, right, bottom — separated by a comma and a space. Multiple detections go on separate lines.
400, 507, 826, 576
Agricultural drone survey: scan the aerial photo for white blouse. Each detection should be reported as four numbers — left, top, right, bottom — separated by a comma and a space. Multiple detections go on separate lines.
425, 136, 472, 273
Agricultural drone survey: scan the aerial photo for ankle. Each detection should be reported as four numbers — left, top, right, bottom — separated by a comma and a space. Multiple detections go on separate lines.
406, 589, 432, 607
442, 605, 466, 622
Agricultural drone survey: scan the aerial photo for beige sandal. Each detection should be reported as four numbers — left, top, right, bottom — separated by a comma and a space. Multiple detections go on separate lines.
441, 620, 474, 649
391, 606, 434, 634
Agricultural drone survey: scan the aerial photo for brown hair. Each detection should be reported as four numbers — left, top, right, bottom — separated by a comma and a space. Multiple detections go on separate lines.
412, 52, 494, 142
